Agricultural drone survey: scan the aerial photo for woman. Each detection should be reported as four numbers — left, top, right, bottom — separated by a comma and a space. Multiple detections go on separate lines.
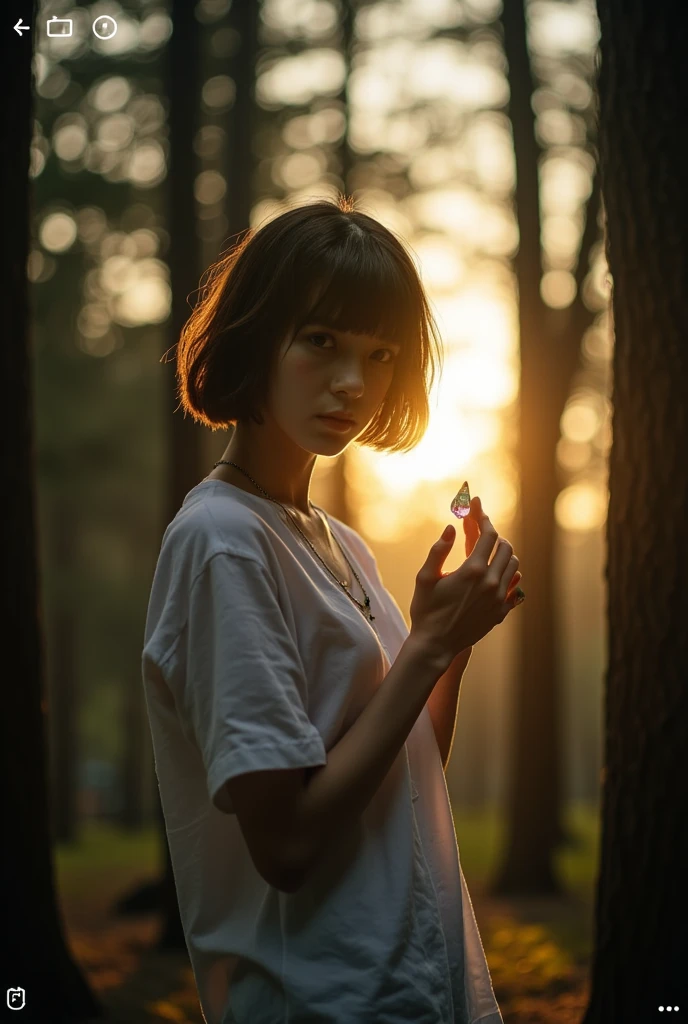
142, 197, 523, 1024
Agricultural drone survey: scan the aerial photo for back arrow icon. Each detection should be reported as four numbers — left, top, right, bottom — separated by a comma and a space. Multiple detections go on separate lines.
14, 19, 30, 35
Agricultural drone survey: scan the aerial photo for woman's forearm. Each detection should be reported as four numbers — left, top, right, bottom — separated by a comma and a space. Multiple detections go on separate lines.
426, 647, 473, 771
284, 634, 451, 891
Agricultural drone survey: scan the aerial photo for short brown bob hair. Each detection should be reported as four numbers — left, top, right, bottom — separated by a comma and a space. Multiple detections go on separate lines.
175, 195, 444, 453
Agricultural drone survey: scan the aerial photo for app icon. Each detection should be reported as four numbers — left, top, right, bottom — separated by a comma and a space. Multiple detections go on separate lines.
92, 15, 118, 40
7, 987, 26, 1010
47, 16, 73, 37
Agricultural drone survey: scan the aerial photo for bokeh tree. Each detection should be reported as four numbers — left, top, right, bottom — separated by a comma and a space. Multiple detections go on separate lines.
31, 2, 174, 843
492, 0, 603, 895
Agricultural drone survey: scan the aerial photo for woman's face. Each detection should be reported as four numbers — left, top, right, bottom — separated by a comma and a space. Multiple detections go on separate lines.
263, 322, 401, 454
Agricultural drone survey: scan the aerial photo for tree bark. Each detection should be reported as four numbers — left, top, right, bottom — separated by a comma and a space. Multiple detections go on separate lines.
47, 493, 79, 843
491, 0, 566, 895
153, 0, 207, 952
491, 0, 602, 894
327, 0, 357, 531
223, 0, 257, 251
1, 6, 103, 1019
583, 0, 688, 1016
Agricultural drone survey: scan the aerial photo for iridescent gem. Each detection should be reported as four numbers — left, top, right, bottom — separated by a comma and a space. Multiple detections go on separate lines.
450, 480, 471, 519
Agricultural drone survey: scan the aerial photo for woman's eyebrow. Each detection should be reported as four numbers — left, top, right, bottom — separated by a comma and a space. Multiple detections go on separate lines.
310, 324, 402, 349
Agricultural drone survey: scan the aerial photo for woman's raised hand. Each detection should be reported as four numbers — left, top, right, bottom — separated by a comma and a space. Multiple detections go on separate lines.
409, 497, 522, 671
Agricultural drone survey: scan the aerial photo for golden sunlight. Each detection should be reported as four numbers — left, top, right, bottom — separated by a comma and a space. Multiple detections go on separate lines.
555, 483, 608, 532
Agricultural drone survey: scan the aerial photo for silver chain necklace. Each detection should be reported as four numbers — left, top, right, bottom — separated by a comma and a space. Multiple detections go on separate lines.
213, 461, 375, 623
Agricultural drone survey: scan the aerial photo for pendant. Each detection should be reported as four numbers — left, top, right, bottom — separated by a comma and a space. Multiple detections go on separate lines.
450, 480, 471, 519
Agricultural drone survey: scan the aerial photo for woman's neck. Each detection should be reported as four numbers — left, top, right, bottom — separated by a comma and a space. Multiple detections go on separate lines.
208, 460, 316, 518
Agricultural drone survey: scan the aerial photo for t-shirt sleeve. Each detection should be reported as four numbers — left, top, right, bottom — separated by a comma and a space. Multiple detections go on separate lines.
178, 550, 328, 814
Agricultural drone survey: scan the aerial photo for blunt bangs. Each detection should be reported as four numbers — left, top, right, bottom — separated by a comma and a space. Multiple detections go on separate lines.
286, 229, 419, 352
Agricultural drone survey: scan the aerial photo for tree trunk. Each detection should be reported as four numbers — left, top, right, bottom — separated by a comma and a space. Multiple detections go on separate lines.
582, 0, 688, 1016
328, 0, 357, 531
223, 0, 257, 249
1, 7, 103, 1020
154, 0, 207, 952
490, 0, 565, 895
47, 493, 79, 843
491, 0, 601, 894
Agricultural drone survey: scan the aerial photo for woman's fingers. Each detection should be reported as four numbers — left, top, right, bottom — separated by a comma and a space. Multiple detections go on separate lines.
469, 502, 500, 566
462, 497, 481, 556
463, 517, 479, 557
461, 497, 523, 599
506, 570, 522, 601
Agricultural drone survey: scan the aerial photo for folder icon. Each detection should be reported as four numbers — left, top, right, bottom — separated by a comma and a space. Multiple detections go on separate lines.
47, 16, 73, 37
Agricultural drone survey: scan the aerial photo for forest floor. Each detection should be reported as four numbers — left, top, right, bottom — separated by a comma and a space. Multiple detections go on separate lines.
56, 807, 597, 1023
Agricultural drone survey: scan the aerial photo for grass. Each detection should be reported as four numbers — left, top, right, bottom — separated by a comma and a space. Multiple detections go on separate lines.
56, 820, 159, 880
453, 801, 600, 893
56, 821, 161, 929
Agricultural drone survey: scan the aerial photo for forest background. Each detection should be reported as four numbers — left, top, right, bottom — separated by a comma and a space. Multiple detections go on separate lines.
33, 0, 607, 840
14, 0, 638, 1020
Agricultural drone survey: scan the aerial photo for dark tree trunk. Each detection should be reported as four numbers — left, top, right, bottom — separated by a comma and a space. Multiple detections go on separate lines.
491, 0, 564, 895
582, 0, 688, 1017
223, 0, 258, 248
1, 6, 103, 1020
154, 0, 207, 952
166, 3, 205, 509
491, 0, 601, 894
329, 0, 357, 530
47, 494, 79, 843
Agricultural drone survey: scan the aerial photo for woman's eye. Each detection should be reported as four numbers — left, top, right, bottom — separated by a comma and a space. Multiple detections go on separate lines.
307, 333, 396, 363
307, 333, 332, 348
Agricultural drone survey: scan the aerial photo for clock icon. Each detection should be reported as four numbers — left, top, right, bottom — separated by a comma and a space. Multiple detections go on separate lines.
92, 15, 117, 40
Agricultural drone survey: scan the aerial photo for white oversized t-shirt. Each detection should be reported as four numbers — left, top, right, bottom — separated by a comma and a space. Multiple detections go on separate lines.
141, 479, 503, 1024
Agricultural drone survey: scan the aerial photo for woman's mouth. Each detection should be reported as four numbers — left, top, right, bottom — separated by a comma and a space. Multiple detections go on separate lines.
316, 415, 356, 432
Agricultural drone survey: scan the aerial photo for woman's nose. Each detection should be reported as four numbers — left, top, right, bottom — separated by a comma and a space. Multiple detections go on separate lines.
330, 358, 367, 393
